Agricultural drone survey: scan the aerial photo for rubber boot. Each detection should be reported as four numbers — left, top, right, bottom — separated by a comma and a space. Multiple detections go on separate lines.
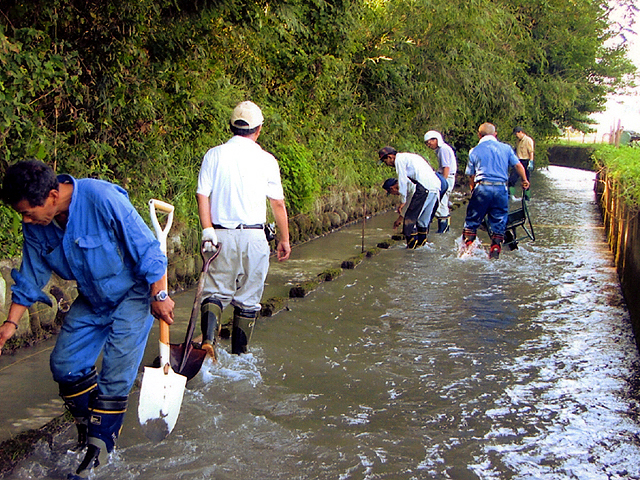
58, 367, 97, 451
415, 226, 428, 248
69, 394, 127, 479
462, 228, 476, 247
231, 307, 258, 355
201, 297, 223, 359
524, 189, 531, 201
508, 186, 516, 197
406, 232, 419, 249
489, 235, 504, 260
436, 217, 450, 234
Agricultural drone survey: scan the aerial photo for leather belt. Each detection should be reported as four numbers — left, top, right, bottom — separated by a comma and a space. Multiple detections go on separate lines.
212, 223, 264, 230
477, 181, 506, 186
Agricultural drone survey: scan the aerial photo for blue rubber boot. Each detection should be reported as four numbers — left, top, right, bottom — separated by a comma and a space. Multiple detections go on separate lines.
68, 395, 127, 479
58, 367, 97, 451
436, 218, 450, 233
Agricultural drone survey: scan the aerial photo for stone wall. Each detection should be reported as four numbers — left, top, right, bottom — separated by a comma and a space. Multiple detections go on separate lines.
0, 186, 396, 347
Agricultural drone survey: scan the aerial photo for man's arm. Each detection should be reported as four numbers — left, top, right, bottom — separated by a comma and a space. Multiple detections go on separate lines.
196, 193, 213, 229
269, 198, 291, 261
441, 166, 450, 178
150, 277, 175, 324
468, 174, 476, 191
514, 163, 530, 189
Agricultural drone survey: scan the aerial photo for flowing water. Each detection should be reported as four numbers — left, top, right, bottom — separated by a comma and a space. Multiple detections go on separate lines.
3, 166, 640, 479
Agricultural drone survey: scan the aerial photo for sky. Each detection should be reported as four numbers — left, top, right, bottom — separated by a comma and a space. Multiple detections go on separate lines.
591, 2, 640, 139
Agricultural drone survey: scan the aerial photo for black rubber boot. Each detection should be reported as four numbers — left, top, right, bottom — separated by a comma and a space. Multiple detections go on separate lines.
406, 232, 419, 249
436, 218, 450, 234
69, 395, 127, 479
201, 297, 223, 358
415, 226, 428, 247
231, 307, 258, 355
58, 367, 97, 451
489, 235, 504, 260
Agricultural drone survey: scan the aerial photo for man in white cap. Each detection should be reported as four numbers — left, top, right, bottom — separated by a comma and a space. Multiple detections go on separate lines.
424, 130, 457, 233
196, 100, 290, 356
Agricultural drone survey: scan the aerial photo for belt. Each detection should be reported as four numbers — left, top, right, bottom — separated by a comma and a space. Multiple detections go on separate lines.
212, 223, 264, 230
477, 181, 506, 186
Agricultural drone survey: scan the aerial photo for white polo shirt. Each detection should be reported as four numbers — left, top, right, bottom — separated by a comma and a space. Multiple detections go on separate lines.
197, 135, 284, 228
394, 152, 441, 203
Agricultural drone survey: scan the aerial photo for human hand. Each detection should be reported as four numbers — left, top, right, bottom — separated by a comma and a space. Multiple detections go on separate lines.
151, 296, 175, 324
0, 321, 18, 356
202, 227, 219, 253
393, 216, 403, 229
276, 240, 291, 261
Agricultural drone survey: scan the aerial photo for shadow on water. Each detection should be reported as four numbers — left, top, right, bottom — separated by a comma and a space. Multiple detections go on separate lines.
4, 166, 640, 479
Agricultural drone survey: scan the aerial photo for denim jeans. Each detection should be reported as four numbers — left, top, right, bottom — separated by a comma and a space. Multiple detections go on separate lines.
463, 184, 509, 237
50, 283, 154, 396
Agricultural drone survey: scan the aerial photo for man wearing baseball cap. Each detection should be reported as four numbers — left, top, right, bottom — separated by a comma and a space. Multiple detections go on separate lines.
424, 130, 457, 233
378, 146, 442, 248
509, 126, 534, 201
196, 101, 291, 357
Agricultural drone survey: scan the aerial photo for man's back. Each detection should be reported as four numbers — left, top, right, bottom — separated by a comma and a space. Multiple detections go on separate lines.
468, 138, 518, 184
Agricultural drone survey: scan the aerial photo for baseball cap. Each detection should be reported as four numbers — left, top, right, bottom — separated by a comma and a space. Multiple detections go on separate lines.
230, 101, 264, 129
424, 130, 443, 144
513, 126, 524, 133
378, 146, 397, 161
382, 178, 398, 194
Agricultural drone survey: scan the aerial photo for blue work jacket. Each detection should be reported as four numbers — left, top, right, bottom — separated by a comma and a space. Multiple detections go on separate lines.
11, 175, 166, 314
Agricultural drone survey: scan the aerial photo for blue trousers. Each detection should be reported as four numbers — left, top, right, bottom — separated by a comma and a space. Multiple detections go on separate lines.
50, 283, 154, 397
463, 184, 509, 238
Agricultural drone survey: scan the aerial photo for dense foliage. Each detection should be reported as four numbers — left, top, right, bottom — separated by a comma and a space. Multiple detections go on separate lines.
593, 144, 640, 210
0, 0, 636, 257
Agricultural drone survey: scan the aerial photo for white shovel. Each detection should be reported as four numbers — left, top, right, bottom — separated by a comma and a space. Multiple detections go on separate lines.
138, 199, 186, 442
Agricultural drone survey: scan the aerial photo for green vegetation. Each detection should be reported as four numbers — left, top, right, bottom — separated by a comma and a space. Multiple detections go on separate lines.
593, 145, 640, 210
0, 0, 635, 258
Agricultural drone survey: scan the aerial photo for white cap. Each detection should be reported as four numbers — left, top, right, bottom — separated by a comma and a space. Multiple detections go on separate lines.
230, 101, 264, 129
424, 130, 443, 144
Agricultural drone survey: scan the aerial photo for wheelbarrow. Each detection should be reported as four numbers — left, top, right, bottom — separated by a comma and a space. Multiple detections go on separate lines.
483, 191, 535, 251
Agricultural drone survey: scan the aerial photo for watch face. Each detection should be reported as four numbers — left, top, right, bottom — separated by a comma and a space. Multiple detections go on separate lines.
155, 291, 168, 301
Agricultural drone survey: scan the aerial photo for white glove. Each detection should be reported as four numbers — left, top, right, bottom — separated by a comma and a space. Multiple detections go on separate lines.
527, 160, 534, 172
202, 227, 219, 252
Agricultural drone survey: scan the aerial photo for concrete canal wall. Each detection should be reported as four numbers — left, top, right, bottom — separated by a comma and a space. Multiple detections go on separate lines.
594, 169, 640, 351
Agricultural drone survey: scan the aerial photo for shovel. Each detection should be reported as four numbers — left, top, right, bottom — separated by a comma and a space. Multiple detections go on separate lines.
168, 242, 220, 379
138, 199, 187, 442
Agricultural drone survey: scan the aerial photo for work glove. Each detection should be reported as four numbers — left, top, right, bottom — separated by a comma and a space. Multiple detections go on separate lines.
527, 160, 534, 172
202, 227, 219, 253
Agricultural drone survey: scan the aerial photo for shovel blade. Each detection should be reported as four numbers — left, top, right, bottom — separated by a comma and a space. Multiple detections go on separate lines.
138, 365, 187, 442
170, 342, 208, 381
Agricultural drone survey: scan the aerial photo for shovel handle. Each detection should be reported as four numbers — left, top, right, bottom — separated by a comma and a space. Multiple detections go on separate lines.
149, 199, 174, 256
149, 199, 174, 361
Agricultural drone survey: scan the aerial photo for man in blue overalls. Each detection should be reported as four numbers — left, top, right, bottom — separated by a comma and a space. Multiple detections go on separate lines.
0, 160, 174, 479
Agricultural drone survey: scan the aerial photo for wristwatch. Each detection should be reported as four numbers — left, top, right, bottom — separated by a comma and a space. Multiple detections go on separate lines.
152, 290, 169, 302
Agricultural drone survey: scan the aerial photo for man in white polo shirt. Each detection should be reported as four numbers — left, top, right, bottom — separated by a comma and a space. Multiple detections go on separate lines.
378, 146, 442, 248
196, 101, 290, 356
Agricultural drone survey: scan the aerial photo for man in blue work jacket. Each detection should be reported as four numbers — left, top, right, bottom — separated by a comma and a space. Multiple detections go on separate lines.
462, 123, 530, 259
0, 160, 174, 479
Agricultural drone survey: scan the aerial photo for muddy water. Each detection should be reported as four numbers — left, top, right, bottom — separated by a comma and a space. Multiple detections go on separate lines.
4, 166, 640, 480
